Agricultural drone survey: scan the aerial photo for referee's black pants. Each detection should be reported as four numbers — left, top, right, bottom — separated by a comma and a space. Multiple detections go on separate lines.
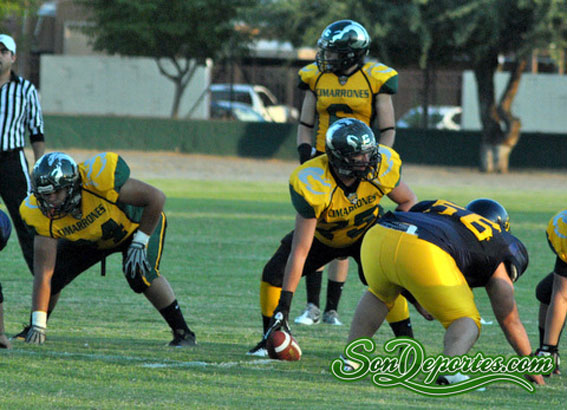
0, 149, 34, 273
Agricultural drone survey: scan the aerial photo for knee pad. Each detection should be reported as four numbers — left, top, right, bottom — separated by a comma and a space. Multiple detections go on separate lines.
125, 271, 151, 294
536, 272, 555, 304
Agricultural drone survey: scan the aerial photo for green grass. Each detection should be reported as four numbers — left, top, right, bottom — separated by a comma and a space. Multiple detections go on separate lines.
0, 176, 566, 409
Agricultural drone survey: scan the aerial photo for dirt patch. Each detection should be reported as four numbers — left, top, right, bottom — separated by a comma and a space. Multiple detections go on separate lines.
37, 149, 567, 191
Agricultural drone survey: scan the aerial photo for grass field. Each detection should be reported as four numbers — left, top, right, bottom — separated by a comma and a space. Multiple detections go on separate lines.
0, 165, 566, 409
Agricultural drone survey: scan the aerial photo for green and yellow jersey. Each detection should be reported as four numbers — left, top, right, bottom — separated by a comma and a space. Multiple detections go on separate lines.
547, 209, 567, 266
298, 61, 398, 152
289, 146, 401, 247
20, 152, 143, 250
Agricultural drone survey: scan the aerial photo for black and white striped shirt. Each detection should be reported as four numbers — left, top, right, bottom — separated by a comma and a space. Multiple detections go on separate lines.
0, 71, 44, 152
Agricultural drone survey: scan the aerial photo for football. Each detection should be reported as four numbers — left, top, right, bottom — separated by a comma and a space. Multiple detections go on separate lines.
266, 330, 302, 361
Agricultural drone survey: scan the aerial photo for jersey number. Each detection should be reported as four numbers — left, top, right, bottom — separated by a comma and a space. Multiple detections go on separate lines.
101, 219, 129, 244
318, 206, 378, 241
327, 104, 354, 128
428, 200, 501, 241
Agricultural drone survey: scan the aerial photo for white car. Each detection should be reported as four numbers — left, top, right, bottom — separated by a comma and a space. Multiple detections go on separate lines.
209, 84, 299, 123
396, 105, 462, 130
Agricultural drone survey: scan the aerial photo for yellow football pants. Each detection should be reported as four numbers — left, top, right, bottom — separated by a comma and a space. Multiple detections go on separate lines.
361, 224, 481, 330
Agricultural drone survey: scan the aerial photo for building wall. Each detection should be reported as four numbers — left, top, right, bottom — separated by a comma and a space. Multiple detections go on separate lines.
40, 55, 211, 119
462, 71, 567, 133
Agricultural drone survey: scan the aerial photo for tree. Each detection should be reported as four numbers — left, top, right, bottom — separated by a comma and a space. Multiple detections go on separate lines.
254, 0, 566, 172
79, 0, 258, 118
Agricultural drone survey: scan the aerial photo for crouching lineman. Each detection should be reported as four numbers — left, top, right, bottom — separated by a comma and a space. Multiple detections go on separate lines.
345, 198, 544, 385
535, 208, 567, 375
17, 152, 196, 346
248, 118, 419, 356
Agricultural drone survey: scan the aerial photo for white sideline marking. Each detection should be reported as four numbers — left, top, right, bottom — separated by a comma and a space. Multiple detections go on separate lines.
13, 349, 274, 368
142, 359, 273, 369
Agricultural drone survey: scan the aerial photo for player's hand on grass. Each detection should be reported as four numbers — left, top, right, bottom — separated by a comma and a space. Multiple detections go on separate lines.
25, 325, 46, 345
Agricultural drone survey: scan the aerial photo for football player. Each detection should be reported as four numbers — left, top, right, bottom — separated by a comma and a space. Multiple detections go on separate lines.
16, 152, 196, 346
535, 209, 567, 375
345, 199, 545, 385
0, 209, 12, 349
248, 118, 418, 357
295, 20, 399, 327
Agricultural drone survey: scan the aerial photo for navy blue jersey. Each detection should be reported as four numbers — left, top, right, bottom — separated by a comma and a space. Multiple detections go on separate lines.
379, 199, 528, 287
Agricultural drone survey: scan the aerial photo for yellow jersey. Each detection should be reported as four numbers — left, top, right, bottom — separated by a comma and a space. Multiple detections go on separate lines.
547, 209, 567, 264
298, 61, 398, 152
289, 146, 401, 247
20, 152, 143, 250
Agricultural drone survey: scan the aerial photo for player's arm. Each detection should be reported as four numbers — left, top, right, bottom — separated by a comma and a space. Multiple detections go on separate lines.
27, 235, 58, 344
486, 263, 546, 384
117, 178, 165, 236
386, 181, 417, 211
375, 94, 396, 148
297, 92, 317, 164
282, 214, 317, 294
31, 141, 45, 163
485, 263, 534, 356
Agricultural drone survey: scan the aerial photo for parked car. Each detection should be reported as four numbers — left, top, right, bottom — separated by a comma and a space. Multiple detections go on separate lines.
210, 100, 266, 122
396, 105, 462, 130
209, 84, 299, 123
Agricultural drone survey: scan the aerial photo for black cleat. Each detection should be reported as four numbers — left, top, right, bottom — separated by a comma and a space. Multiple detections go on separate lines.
247, 339, 268, 357
168, 328, 196, 347
12, 324, 31, 341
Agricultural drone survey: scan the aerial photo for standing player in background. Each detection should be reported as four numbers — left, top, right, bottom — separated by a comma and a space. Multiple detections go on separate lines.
294, 20, 398, 326
535, 209, 567, 375
0, 209, 12, 349
0, 34, 45, 274
17, 151, 196, 347
249, 118, 417, 357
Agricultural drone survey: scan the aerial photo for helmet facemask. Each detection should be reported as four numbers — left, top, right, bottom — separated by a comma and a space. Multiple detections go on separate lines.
316, 20, 370, 75
325, 118, 381, 181
32, 153, 82, 220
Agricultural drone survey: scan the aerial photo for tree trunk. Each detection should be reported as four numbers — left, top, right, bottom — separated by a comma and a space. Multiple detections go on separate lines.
474, 52, 501, 173
474, 55, 525, 173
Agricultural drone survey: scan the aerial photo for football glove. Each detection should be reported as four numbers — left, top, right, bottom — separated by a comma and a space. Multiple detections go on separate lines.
536, 344, 561, 376
124, 232, 152, 279
25, 325, 46, 345
264, 310, 291, 341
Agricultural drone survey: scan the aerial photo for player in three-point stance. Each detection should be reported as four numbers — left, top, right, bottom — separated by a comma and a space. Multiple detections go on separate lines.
17, 151, 196, 347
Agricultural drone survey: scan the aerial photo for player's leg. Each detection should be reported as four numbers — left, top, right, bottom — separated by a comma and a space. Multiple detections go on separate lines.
0, 284, 11, 349
13, 239, 105, 340
540, 272, 567, 375
250, 232, 335, 355
347, 289, 390, 344
0, 150, 34, 273
323, 258, 349, 325
353, 230, 414, 337
126, 213, 195, 347
295, 269, 323, 325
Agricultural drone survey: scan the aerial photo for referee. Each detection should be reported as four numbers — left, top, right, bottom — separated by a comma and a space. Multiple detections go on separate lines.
0, 34, 45, 272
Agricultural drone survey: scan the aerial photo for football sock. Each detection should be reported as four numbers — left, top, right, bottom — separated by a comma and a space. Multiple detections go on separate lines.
260, 281, 281, 317
389, 318, 414, 338
262, 315, 271, 334
539, 326, 545, 347
306, 270, 323, 307
324, 280, 345, 312
159, 300, 190, 332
